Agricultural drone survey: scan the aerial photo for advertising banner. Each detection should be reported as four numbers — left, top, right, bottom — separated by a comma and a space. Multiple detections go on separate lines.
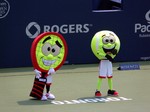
0, 0, 150, 68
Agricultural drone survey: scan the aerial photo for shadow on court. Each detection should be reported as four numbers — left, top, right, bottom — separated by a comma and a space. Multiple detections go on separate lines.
17, 99, 53, 105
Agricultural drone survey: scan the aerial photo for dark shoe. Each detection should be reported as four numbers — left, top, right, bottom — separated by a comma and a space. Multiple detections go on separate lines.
107, 89, 118, 96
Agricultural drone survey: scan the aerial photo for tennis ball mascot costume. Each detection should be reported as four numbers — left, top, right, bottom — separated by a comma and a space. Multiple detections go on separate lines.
91, 30, 120, 97
30, 32, 68, 101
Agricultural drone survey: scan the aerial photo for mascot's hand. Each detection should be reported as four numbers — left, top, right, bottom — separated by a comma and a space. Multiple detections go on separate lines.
48, 68, 56, 75
105, 54, 113, 62
111, 49, 117, 55
34, 69, 41, 79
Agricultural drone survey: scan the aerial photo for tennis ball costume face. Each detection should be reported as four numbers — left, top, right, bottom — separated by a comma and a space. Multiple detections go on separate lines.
91, 30, 120, 60
31, 32, 68, 72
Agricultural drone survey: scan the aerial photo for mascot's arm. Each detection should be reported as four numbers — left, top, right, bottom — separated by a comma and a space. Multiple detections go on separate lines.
48, 68, 56, 75
105, 54, 113, 62
34, 69, 41, 79
111, 49, 117, 55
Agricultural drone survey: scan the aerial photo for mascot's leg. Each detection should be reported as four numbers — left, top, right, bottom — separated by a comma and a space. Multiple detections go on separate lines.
45, 75, 55, 100
46, 83, 51, 93
107, 78, 118, 96
108, 77, 113, 90
107, 61, 118, 96
30, 77, 46, 100
95, 77, 102, 97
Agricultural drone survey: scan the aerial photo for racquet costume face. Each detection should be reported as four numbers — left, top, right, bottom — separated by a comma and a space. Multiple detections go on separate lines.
31, 32, 68, 72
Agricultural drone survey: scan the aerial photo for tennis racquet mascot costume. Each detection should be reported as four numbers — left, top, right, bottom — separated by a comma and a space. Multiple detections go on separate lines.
91, 30, 120, 97
30, 32, 68, 101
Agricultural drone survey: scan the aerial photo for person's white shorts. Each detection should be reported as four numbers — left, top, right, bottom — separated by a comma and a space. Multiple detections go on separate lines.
46, 75, 52, 84
99, 60, 113, 78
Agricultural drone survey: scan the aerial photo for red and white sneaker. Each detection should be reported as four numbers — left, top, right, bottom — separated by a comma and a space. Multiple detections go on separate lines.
46, 93, 55, 100
95, 91, 102, 97
107, 90, 118, 96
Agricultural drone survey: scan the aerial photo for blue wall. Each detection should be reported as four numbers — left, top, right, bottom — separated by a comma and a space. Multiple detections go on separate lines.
0, 0, 150, 68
